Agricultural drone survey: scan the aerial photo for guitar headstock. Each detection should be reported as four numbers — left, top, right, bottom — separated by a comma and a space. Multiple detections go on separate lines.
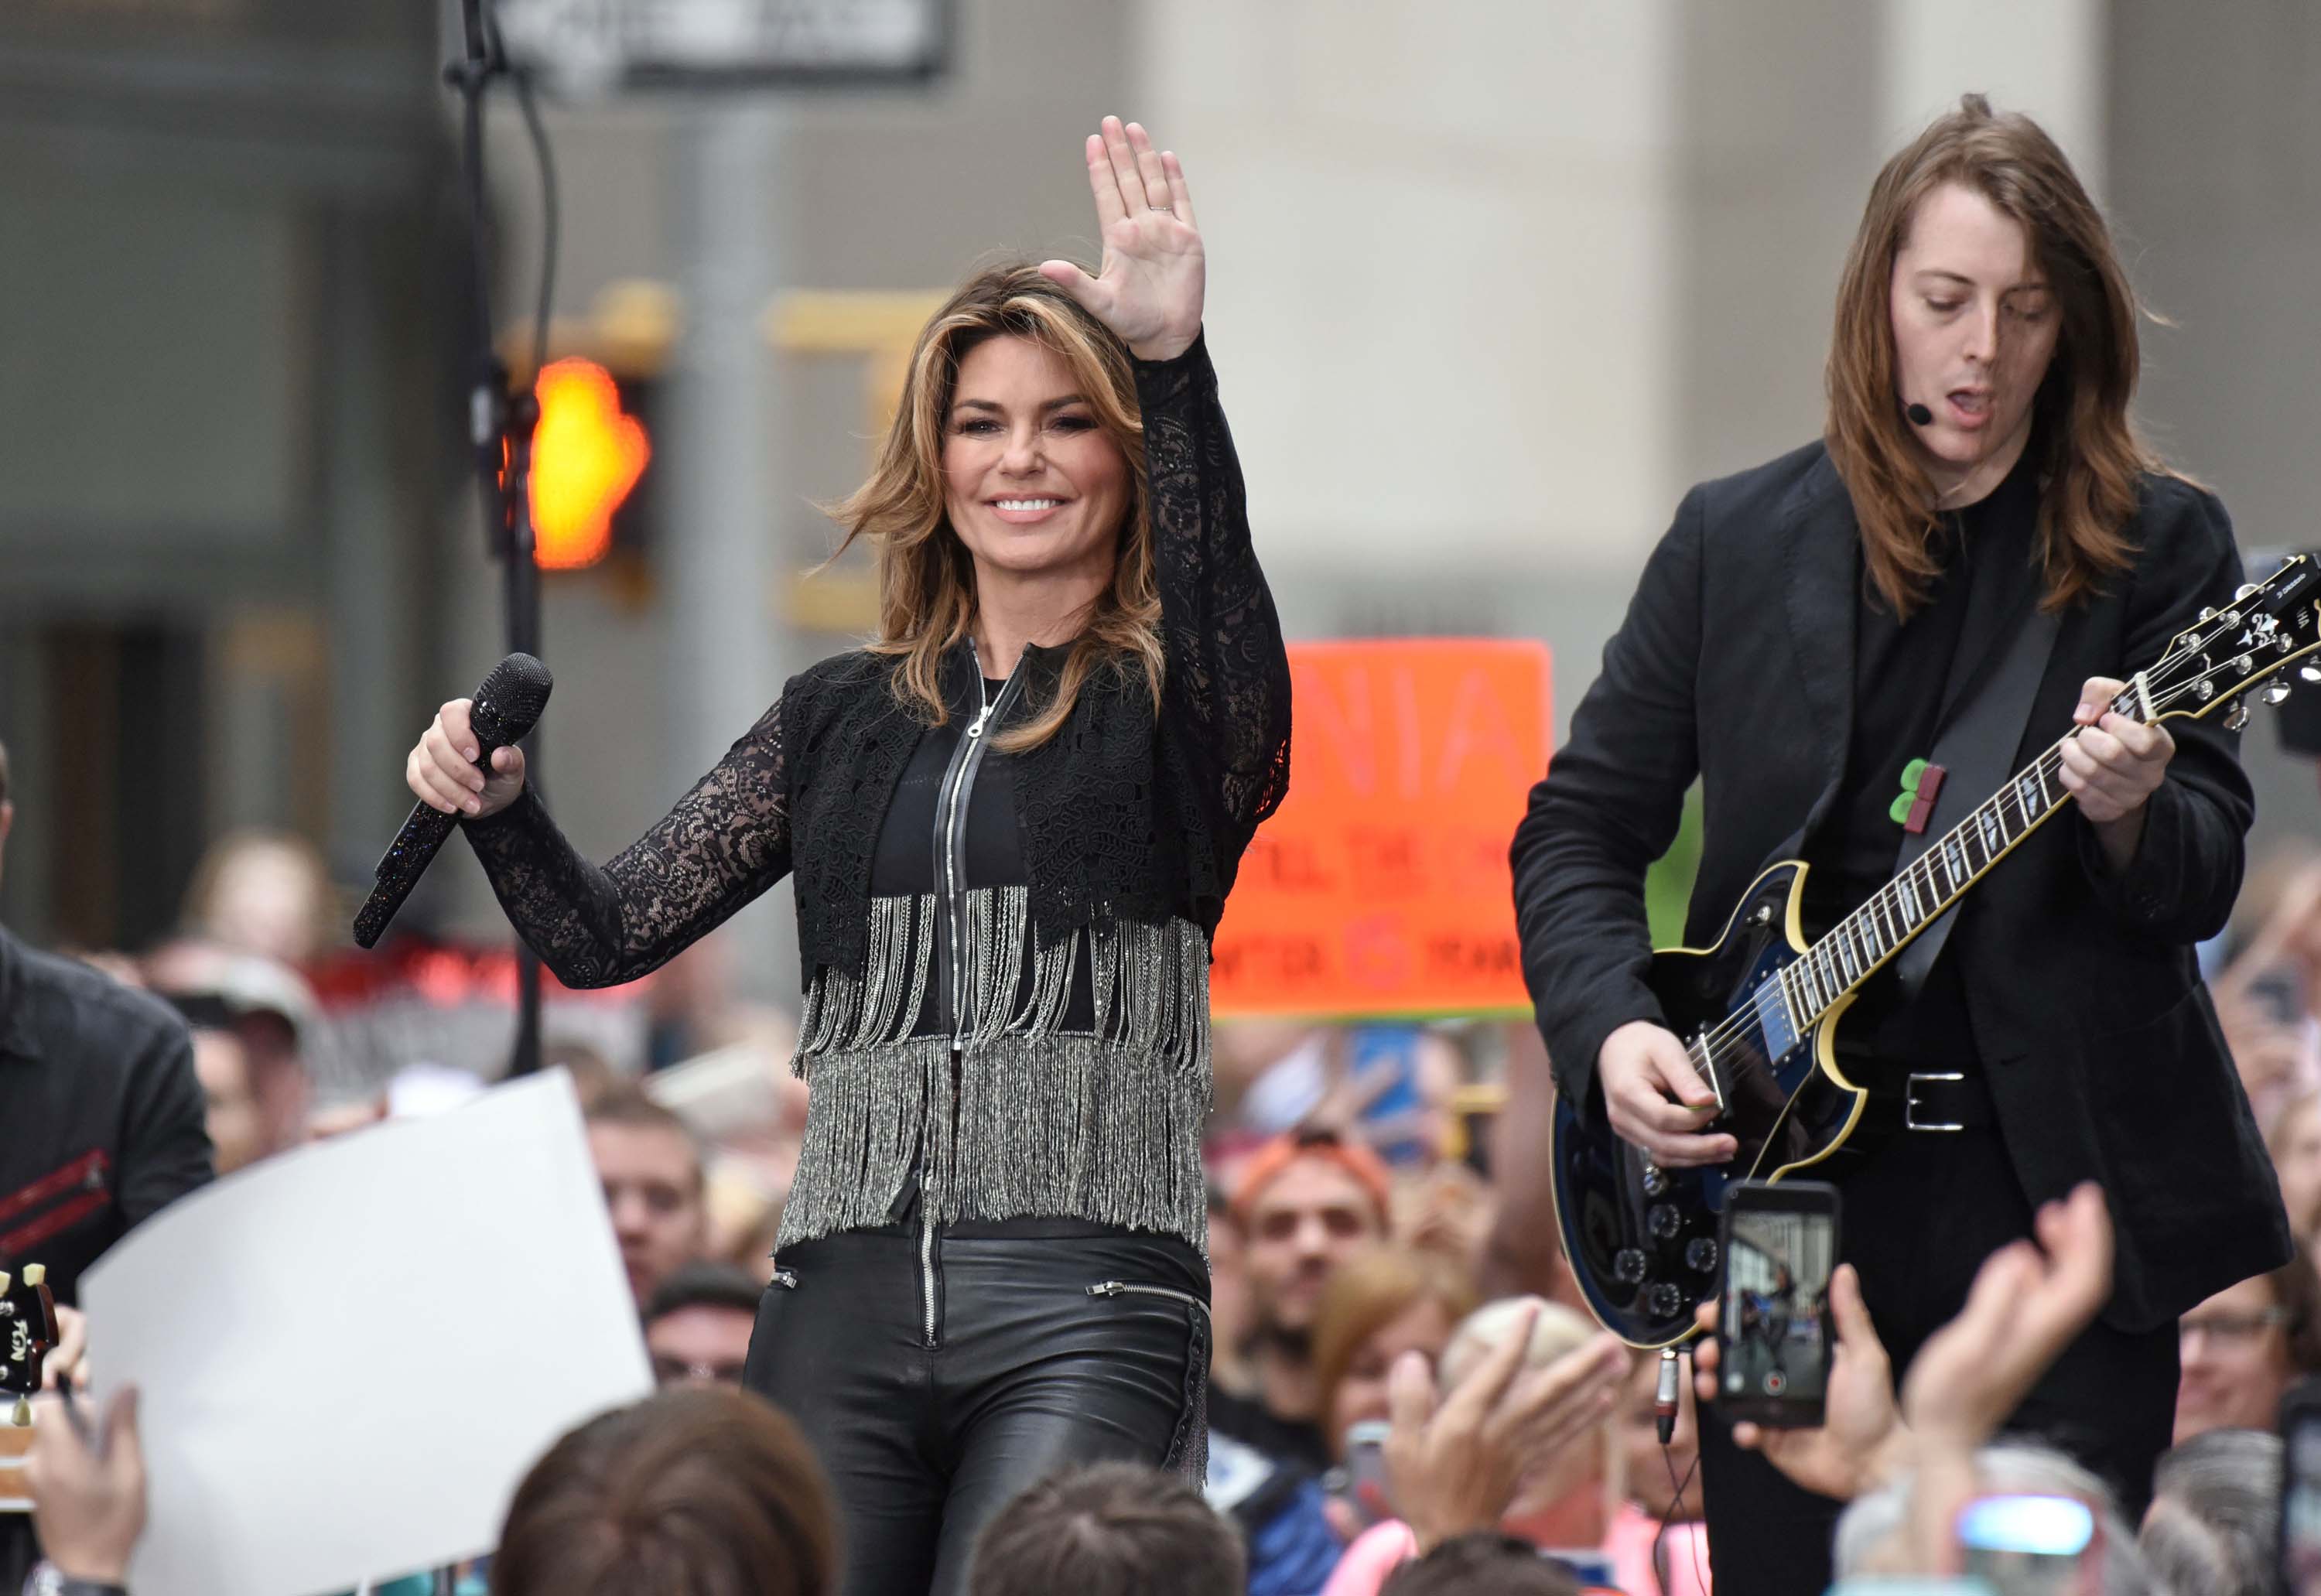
0, 1263, 60, 1417
2137, 553, 2321, 731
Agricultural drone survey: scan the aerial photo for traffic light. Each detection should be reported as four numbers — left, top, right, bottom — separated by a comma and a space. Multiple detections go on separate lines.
528, 357, 651, 572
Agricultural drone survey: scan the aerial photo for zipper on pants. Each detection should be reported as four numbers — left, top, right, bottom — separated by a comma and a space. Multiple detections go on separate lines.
1086, 1280, 1214, 1321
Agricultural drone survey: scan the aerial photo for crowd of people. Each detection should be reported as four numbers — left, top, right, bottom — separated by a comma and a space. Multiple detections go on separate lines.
6, 93, 2321, 1596
8, 801, 2320, 1594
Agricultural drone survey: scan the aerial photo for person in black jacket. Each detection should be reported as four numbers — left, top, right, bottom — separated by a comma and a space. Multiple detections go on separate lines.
0, 736, 213, 1596
1509, 95, 2289, 1594
405, 118, 1290, 1596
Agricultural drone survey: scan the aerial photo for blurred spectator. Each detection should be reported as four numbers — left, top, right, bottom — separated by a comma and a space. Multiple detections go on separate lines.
1218, 1246, 1478, 1595
1210, 1130, 1393, 1475
1213, 1020, 1331, 1136
1830, 1440, 2153, 1591
2213, 851, 2321, 1128
542, 1037, 622, 1112
179, 829, 337, 969
26, 1384, 837, 1596
1206, 1182, 1255, 1394
1437, 1300, 1622, 1557
2139, 1427, 2281, 1596
493, 1386, 837, 1596
1320, 1298, 1629, 1595
967, 1461, 1244, 1596
588, 1088, 710, 1306
2272, 1090, 2321, 1239
644, 1260, 761, 1388
2176, 1246, 2321, 1443
146, 944, 321, 1163
162, 994, 268, 1177
1378, 1532, 1581, 1596
1610, 1354, 1711, 1596
1315, 1248, 1480, 1461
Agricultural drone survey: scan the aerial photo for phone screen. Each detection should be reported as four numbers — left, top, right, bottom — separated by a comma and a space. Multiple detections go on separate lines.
1718, 1182, 1837, 1427
2285, 1410, 2321, 1595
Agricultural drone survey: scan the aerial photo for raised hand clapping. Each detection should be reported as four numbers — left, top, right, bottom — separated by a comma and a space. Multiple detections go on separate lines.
1041, 116, 1203, 362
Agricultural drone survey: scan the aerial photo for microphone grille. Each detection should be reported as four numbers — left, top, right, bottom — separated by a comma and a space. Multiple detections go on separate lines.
473, 652, 555, 743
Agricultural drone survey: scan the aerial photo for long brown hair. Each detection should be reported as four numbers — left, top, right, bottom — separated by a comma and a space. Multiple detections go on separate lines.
829, 263, 1162, 753
1826, 94, 2159, 618
491, 1387, 838, 1596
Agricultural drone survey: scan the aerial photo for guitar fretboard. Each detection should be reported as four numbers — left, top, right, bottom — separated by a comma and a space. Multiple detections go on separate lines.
1772, 733, 2080, 1038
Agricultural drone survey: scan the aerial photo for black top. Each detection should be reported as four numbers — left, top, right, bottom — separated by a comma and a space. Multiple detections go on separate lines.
463, 334, 1292, 988
0, 924, 212, 1307
1801, 446, 2042, 1070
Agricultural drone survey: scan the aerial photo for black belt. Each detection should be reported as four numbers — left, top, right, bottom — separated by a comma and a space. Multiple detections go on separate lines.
1852, 1065, 1996, 1135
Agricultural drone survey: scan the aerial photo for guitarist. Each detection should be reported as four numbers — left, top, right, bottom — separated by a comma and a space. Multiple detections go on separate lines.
1509, 94, 2290, 1593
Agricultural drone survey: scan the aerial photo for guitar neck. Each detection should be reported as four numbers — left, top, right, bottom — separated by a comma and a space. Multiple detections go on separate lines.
1781, 733, 2081, 1030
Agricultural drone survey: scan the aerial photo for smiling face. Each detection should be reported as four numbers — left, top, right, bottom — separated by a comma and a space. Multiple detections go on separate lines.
1889, 180, 2063, 495
940, 333, 1130, 596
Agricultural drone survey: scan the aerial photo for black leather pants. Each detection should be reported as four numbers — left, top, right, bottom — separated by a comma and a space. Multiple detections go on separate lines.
743, 1222, 1211, 1596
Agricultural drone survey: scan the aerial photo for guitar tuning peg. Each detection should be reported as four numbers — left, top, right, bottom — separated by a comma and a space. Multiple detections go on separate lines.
2264, 682, 2292, 705
2224, 699, 2253, 731
2236, 583, 2262, 600
2302, 665, 2321, 683
2199, 607, 2218, 620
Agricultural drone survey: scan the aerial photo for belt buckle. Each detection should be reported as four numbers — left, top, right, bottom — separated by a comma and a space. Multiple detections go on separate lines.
1904, 1071, 1966, 1133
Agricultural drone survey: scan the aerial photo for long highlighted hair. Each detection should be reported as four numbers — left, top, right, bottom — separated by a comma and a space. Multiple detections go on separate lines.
1826, 94, 2162, 619
829, 263, 1162, 753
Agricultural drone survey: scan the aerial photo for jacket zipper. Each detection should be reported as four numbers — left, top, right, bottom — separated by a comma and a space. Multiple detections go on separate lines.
1086, 1280, 1214, 1321
921, 641, 1025, 1348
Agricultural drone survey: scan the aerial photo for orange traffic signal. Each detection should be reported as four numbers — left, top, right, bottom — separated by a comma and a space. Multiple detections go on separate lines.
529, 357, 648, 570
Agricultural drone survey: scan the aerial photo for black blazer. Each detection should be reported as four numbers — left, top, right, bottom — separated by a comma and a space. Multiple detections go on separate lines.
1512, 440, 2290, 1331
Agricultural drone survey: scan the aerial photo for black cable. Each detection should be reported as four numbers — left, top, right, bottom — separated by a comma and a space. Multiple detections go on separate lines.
510, 62, 559, 386
1651, 1438, 1703, 1595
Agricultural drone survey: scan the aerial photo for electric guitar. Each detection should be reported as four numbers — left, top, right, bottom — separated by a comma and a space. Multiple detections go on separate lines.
0, 1262, 60, 1510
1552, 554, 2321, 1348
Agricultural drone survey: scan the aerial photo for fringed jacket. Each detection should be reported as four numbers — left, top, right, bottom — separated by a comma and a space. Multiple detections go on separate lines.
464, 336, 1291, 1256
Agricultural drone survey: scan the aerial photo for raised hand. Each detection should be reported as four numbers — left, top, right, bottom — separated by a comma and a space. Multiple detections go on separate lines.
1040, 116, 1204, 362
1900, 1181, 2113, 1452
1692, 1262, 1905, 1501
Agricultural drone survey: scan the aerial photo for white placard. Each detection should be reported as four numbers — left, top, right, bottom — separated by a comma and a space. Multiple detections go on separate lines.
81, 1070, 651, 1596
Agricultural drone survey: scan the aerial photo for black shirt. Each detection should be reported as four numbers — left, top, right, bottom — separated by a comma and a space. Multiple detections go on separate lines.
1801, 447, 2042, 1069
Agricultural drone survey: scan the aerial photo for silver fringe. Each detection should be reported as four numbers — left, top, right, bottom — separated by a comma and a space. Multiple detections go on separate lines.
778, 891, 1214, 1254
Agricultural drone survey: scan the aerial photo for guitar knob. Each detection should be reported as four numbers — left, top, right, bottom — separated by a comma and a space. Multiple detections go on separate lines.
1685, 1237, 1720, 1273
1614, 1249, 1649, 1284
1646, 1282, 1684, 1320
1647, 1204, 1683, 1239
1640, 1163, 1669, 1198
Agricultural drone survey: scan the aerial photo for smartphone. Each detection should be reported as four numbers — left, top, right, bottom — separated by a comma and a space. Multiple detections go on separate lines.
2282, 1379, 2321, 1596
1715, 1179, 1840, 1428
1956, 1492, 2098, 1595
1336, 1418, 1393, 1529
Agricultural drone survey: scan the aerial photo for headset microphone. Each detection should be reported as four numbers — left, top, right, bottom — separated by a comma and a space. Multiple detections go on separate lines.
1904, 401, 1936, 426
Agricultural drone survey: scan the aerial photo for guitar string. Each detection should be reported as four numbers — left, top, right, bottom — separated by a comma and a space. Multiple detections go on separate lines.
1678, 616, 2306, 1094
1690, 631, 2285, 1085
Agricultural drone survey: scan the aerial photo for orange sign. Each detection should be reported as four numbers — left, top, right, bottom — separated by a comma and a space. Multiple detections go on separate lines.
1212, 639, 1551, 1017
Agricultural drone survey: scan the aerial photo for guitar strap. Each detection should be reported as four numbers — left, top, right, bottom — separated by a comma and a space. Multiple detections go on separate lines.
1887, 551, 2062, 1003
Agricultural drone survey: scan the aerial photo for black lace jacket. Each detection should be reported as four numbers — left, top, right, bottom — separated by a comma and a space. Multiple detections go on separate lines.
467, 333, 1287, 983
463, 337, 1289, 1252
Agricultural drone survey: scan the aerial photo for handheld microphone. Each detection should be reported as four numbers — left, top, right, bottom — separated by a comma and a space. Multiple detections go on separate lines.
352, 652, 553, 949
1904, 400, 1936, 425
1655, 1346, 1680, 1445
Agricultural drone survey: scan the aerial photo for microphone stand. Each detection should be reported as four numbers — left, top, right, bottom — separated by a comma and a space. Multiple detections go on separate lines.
445, 0, 546, 1085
